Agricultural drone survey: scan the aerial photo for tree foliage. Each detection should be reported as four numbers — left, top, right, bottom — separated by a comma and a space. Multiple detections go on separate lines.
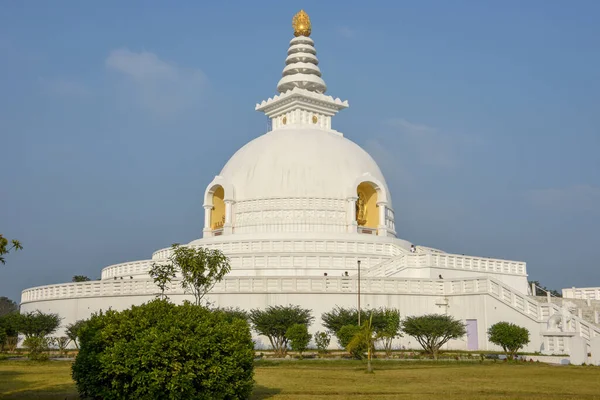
0, 234, 22, 265
72, 275, 91, 282
18, 311, 61, 339
213, 307, 249, 323
402, 314, 466, 359
249, 305, 313, 357
65, 320, 87, 349
72, 299, 254, 400
286, 324, 312, 357
169, 244, 231, 305
487, 322, 530, 360
148, 262, 177, 299
23, 336, 50, 361
314, 331, 331, 355
0, 296, 18, 317
0, 312, 21, 337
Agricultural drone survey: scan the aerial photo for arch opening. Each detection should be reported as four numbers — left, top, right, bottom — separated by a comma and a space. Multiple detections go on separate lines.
356, 182, 379, 229
211, 186, 225, 230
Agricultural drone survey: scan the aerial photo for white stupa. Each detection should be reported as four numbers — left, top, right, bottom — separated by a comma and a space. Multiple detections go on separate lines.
21, 11, 599, 354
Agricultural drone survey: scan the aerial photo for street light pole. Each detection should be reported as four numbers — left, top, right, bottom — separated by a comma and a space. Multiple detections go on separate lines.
357, 260, 361, 326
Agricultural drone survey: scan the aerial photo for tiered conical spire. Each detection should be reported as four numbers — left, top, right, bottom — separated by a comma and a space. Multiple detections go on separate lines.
276, 10, 327, 94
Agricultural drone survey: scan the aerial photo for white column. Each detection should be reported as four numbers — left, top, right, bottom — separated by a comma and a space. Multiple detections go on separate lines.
377, 201, 388, 236
347, 197, 358, 233
203, 205, 213, 237
224, 200, 234, 235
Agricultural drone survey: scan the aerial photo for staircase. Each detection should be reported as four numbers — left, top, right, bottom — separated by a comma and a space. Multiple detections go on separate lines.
531, 295, 600, 327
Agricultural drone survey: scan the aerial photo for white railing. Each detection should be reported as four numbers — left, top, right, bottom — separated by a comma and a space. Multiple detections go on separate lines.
429, 253, 526, 275
563, 287, 600, 301
364, 252, 526, 278
100, 260, 154, 280
152, 239, 404, 261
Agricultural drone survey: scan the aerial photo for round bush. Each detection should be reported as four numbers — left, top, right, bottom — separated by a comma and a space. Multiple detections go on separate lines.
72, 300, 254, 400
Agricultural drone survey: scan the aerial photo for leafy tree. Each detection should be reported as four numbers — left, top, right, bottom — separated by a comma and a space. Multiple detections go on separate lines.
286, 324, 312, 358
169, 244, 231, 305
19, 311, 61, 338
249, 305, 313, 357
487, 322, 530, 360
314, 331, 331, 356
49, 336, 70, 357
338, 325, 365, 359
0, 327, 6, 351
149, 262, 177, 300
72, 299, 254, 400
0, 296, 18, 316
72, 275, 91, 282
402, 314, 466, 360
347, 314, 377, 372
65, 320, 87, 349
0, 234, 22, 265
374, 308, 402, 358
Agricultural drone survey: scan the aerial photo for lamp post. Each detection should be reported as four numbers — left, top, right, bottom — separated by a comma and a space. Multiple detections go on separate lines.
357, 259, 361, 326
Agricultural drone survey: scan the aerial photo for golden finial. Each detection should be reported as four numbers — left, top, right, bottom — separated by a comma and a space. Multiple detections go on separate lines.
292, 10, 311, 37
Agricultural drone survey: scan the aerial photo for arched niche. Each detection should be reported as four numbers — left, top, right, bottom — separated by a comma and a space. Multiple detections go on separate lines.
203, 176, 235, 235
210, 186, 225, 230
356, 182, 378, 229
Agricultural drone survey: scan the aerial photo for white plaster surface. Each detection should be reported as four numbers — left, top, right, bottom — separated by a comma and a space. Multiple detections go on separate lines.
569, 336, 588, 365
590, 336, 600, 366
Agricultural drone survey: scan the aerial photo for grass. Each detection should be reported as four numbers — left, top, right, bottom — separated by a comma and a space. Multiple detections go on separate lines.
1, 359, 599, 399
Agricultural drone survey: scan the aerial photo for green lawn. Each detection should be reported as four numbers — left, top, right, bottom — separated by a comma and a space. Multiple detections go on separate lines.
1, 359, 599, 399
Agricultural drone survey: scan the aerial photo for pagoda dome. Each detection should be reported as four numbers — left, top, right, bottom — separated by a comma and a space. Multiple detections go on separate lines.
219, 128, 391, 202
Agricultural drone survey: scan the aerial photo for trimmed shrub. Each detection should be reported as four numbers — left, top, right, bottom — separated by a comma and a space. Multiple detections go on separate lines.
402, 314, 466, 360
72, 299, 254, 400
487, 322, 530, 360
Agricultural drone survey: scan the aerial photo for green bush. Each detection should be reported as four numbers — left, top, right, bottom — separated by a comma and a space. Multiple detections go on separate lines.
487, 321, 530, 360
338, 325, 365, 359
314, 331, 331, 355
72, 299, 254, 400
286, 324, 312, 357
23, 336, 49, 361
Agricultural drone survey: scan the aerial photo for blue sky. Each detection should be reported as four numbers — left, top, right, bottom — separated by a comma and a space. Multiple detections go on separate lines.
1, 1, 599, 302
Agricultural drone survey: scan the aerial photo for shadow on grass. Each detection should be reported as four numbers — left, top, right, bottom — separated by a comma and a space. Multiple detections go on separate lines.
251, 384, 282, 399
1, 384, 79, 400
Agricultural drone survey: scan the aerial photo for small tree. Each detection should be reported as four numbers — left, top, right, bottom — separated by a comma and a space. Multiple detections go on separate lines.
373, 308, 402, 358
402, 314, 466, 360
19, 311, 62, 339
72, 275, 91, 282
0, 296, 18, 316
23, 336, 50, 361
0, 234, 22, 265
169, 244, 231, 305
286, 324, 312, 358
149, 262, 177, 300
249, 305, 313, 357
347, 314, 377, 372
65, 320, 87, 349
314, 331, 331, 356
488, 322, 530, 360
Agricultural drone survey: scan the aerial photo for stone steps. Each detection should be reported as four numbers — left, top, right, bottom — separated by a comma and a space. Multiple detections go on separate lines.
530, 296, 600, 327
